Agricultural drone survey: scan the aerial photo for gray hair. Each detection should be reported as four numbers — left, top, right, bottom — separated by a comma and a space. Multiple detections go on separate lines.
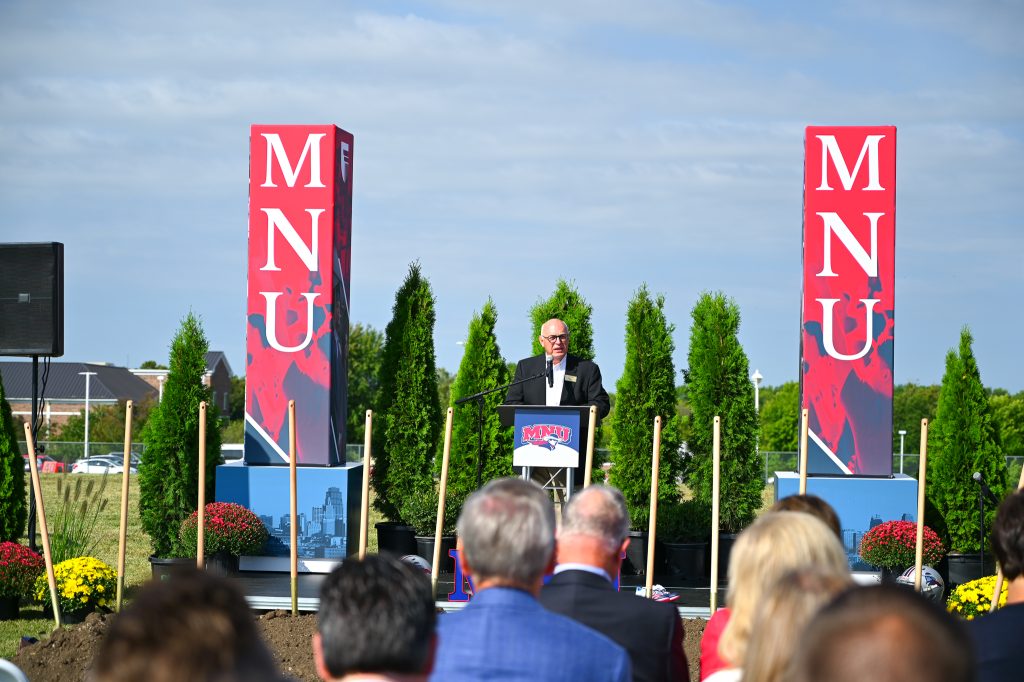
560, 485, 630, 554
456, 478, 555, 586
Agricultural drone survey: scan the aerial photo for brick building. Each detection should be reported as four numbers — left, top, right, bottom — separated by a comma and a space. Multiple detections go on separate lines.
0, 352, 234, 432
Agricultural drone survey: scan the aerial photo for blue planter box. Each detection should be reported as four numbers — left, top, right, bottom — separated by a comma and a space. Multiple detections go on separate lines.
216, 461, 363, 572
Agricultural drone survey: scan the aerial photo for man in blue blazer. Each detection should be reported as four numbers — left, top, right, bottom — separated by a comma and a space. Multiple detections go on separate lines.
430, 478, 631, 682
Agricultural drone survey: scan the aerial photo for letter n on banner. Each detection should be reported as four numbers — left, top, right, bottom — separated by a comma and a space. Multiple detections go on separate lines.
800, 126, 895, 476
244, 125, 354, 466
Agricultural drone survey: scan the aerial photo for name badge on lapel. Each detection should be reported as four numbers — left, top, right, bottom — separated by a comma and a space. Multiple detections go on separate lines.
565, 375, 577, 383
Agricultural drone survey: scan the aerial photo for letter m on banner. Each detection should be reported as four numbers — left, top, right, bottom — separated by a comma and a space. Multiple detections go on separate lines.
800, 126, 895, 476
245, 125, 354, 466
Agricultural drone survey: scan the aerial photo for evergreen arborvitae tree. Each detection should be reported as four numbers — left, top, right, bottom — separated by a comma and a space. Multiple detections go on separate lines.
372, 263, 442, 523
138, 312, 223, 557
928, 326, 1007, 553
347, 323, 383, 443
529, 279, 596, 360
683, 292, 762, 533
0, 371, 27, 542
445, 300, 513, 504
608, 286, 683, 528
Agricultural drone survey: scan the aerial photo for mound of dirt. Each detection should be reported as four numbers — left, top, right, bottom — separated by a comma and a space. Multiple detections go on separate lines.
12, 611, 706, 681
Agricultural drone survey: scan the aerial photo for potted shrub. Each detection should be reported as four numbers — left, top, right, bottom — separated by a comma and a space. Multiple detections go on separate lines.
946, 574, 1008, 621
608, 287, 685, 576
683, 293, 764, 580
34, 556, 116, 623
372, 264, 442, 554
0, 542, 44, 620
658, 500, 711, 581
858, 520, 945, 580
179, 502, 269, 574
400, 484, 460, 573
139, 313, 223, 576
928, 328, 1007, 586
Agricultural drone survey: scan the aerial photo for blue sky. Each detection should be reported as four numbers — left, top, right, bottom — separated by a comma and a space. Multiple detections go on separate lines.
2, 1, 1022, 392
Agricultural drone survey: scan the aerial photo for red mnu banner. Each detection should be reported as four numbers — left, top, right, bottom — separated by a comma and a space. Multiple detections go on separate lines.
800, 126, 895, 476
244, 125, 354, 466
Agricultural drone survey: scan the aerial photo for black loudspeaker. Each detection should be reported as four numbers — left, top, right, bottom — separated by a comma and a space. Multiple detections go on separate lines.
0, 242, 64, 357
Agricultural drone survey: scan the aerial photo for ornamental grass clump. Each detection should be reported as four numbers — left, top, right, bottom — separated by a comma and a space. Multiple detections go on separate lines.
947, 574, 1008, 620
35, 556, 117, 614
179, 502, 269, 557
0, 542, 45, 600
858, 520, 945, 569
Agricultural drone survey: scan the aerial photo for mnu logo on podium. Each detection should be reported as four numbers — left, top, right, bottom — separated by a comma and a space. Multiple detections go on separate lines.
512, 409, 580, 468
521, 424, 573, 450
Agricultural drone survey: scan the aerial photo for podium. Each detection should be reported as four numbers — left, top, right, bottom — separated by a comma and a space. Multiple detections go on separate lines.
498, 404, 593, 500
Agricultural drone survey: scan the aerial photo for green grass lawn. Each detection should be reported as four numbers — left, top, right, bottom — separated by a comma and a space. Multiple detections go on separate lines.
2, 472, 149, 658
1, 472, 385, 659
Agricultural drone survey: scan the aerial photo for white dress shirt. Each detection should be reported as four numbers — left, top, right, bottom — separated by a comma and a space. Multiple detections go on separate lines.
545, 356, 566, 406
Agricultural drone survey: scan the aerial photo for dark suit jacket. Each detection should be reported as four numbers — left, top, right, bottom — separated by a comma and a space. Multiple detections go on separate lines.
431, 586, 631, 681
539, 569, 689, 682
505, 354, 611, 420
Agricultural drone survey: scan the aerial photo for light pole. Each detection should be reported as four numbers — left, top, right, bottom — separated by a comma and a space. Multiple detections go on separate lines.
898, 429, 907, 475
752, 369, 763, 476
751, 369, 763, 414
79, 371, 97, 458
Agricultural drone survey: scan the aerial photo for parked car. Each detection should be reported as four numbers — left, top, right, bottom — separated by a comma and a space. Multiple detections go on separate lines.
103, 451, 142, 468
22, 454, 67, 473
71, 456, 136, 475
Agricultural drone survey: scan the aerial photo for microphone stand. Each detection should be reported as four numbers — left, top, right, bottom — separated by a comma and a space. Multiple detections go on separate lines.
979, 483, 985, 577
455, 372, 545, 490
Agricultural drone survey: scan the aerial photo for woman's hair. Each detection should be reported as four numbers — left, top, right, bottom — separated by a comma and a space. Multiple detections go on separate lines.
770, 494, 842, 539
741, 567, 852, 682
718, 511, 849, 667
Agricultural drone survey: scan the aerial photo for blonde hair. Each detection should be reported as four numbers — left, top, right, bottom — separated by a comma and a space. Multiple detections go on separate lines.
717, 511, 849, 667
741, 567, 852, 682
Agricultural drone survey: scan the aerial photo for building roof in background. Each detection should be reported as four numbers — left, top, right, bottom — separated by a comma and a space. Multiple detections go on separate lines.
0, 361, 158, 404
205, 351, 232, 377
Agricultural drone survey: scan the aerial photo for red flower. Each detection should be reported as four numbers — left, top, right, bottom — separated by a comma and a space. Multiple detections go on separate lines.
0, 542, 45, 599
179, 502, 269, 557
858, 520, 944, 569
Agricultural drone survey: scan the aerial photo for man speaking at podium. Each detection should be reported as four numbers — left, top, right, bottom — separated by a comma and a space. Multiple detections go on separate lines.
505, 318, 611, 479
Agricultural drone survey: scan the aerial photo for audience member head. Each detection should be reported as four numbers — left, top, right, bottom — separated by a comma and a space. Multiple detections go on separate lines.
742, 567, 852, 682
91, 569, 282, 682
788, 584, 974, 682
457, 477, 556, 591
991, 489, 1024, 582
718, 511, 849, 667
770, 494, 842, 539
315, 554, 437, 681
557, 485, 630, 575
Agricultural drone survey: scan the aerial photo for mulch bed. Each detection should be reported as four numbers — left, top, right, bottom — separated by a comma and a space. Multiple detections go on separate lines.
12, 610, 706, 681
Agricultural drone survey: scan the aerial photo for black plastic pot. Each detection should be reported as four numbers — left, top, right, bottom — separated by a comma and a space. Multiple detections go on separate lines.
149, 555, 195, 582
705, 533, 737, 583
945, 553, 995, 589
662, 541, 707, 580
375, 522, 417, 557
205, 550, 240, 575
415, 535, 458, 574
623, 530, 665, 576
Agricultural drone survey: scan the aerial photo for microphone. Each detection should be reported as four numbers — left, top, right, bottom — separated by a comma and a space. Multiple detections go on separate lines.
972, 472, 999, 505
545, 355, 554, 388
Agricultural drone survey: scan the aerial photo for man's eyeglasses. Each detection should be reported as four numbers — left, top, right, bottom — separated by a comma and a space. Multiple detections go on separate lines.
543, 334, 568, 343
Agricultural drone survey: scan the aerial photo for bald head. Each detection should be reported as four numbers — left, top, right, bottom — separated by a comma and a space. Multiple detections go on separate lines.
560, 485, 630, 560
539, 318, 570, 363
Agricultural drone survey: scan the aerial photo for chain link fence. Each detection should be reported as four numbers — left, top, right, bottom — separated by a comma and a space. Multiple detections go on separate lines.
762, 451, 1023, 484
20, 442, 1024, 486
